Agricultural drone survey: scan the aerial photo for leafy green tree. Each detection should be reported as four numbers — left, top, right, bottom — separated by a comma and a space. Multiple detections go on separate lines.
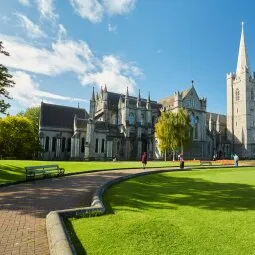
18, 106, 40, 135
155, 111, 177, 160
155, 108, 192, 160
175, 108, 193, 153
0, 41, 15, 114
0, 116, 40, 159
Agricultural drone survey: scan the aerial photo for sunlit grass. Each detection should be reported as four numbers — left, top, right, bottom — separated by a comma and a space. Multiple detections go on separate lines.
67, 167, 255, 255
0, 159, 199, 184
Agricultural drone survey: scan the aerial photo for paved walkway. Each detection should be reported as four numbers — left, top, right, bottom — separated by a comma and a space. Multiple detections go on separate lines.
0, 167, 175, 255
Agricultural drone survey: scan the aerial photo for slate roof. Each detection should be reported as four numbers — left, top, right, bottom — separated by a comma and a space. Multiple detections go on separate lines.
206, 112, 226, 124
159, 87, 193, 106
108, 92, 122, 110
107, 92, 161, 110
159, 94, 175, 106
40, 102, 89, 129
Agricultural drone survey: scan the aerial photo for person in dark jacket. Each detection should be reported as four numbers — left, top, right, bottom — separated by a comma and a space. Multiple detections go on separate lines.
141, 152, 147, 169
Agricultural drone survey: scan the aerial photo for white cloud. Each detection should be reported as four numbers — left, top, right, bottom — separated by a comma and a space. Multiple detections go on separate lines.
10, 71, 88, 107
37, 0, 58, 21
69, 0, 137, 22
70, 0, 104, 23
15, 13, 46, 38
103, 0, 136, 15
80, 55, 143, 94
0, 34, 94, 76
18, 0, 30, 6
108, 23, 117, 33
1, 34, 143, 97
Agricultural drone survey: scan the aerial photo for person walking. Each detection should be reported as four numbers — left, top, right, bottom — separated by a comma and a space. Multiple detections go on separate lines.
179, 153, 184, 169
233, 154, 239, 167
141, 152, 147, 169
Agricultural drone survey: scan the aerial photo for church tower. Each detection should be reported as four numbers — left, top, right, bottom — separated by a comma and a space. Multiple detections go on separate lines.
227, 22, 255, 157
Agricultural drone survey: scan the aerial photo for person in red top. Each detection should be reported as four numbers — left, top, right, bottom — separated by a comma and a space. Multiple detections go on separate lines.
141, 152, 147, 169
179, 154, 184, 169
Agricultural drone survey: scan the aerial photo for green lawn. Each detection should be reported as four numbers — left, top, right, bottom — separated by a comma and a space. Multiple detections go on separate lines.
0, 160, 194, 184
67, 167, 255, 255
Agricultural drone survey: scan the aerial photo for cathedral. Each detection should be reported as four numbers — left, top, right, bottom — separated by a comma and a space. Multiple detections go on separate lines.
39, 24, 253, 160
227, 23, 255, 158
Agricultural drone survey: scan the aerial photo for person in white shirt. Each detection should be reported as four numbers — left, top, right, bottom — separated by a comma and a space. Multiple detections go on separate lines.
233, 154, 239, 167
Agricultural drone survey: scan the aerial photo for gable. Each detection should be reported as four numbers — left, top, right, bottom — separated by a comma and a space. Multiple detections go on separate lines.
182, 87, 201, 110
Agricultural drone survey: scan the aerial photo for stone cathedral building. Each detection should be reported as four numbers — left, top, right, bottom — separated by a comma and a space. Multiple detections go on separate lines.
227, 23, 255, 158
39, 83, 229, 161
39, 86, 162, 161
39, 24, 254, 161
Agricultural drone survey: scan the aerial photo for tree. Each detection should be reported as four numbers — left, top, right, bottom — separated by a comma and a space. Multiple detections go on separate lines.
155, 108, 192, 160
175, 108, 193, 153
18, 106, 40, 135
0, 41, 15, 114
155, 111, 178, 161
0, 116, 40, 159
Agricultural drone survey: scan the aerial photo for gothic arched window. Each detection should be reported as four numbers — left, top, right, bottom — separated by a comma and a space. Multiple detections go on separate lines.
101, 139, 105, 153
235, 89, 240, 101
129, 112, 135, 125
61, 137, 66, 152
52, 137, 56, 152
45, 137, 49, 152
111, 113, 117, 124
95, 138, 99, 153
118, 111, 121, 125
190, 112, 195, 126
67, 138, 71, 152
251, 89, 254, 101
81, 138, 85, 152
141, 113, 144, 126
194, 117, 199, 140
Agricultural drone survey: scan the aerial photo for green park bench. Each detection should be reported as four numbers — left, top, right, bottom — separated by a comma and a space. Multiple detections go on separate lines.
200, 160, 212, 166
25, 165, 65, 180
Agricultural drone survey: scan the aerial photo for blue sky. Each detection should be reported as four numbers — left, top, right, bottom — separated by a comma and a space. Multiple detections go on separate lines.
1, 0, 255, 115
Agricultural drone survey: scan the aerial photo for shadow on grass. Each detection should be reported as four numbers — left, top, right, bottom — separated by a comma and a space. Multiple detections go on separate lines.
65, 218, 87, 255
0, 164, 25, 183
104, 173, 255, 213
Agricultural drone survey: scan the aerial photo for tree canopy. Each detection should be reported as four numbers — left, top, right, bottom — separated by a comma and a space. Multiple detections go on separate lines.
18, 106, 40, 136
0, 41, 15, 114
155, 108, 192, 159
0, 115, 40, 159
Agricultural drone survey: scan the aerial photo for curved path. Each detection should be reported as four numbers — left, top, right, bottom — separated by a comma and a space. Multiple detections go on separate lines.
0, 167, 178, 255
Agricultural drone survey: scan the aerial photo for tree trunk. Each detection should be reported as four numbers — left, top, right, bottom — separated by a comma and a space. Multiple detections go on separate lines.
164, 150, 166, 161
172, 150, 175, 161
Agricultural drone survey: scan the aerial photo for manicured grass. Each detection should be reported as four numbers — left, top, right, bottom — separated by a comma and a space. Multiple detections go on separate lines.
67, 167, 255, 255
0, 160, 197, 184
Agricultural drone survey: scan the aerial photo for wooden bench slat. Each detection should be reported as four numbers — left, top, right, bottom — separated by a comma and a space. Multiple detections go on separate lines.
25, 164, 65, 180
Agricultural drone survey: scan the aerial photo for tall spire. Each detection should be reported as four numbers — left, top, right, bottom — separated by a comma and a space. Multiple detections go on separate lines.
91, 87, 95, 101
236, 21, 250, 75
126, 87, 129, 97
